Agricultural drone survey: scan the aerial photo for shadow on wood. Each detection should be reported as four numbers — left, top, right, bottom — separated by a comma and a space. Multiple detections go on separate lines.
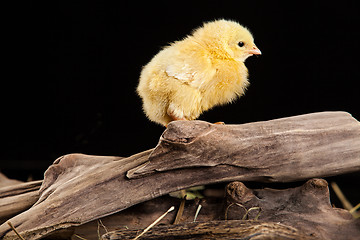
95, 179, 359, 240
224, 179, 360, 240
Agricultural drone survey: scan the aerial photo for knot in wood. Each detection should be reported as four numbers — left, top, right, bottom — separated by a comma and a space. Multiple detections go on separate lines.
303, 178, 328, 191
226, 182, 255, 203
163, 120, 213, 143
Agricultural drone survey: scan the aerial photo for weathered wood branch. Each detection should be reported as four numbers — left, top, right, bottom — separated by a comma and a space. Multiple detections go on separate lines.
224, 179, 360, 240
102, 220, 315, 240
0, 174, 42, 224
128, 111, 360, 181
0, 111, 359, 239
94, 179, 359, 240
0, 173, 23, 188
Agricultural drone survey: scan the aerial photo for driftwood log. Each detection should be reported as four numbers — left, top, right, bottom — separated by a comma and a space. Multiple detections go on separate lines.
0, 111, 359, 239
0, 173, 41, 224
101, 179, 359, 240
223, 179, 360, 240
102, 220, 316, 240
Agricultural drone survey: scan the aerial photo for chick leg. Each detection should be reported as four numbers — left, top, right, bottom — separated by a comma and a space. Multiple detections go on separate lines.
167, 106, 187, 122
169, 114, 187, 121
165, 115, 187, 127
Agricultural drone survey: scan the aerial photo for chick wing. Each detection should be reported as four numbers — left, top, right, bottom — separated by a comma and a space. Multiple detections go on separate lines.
163, 42, 216, 90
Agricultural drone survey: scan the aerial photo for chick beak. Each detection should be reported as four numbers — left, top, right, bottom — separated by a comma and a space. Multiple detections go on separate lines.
248, 45, 262, 55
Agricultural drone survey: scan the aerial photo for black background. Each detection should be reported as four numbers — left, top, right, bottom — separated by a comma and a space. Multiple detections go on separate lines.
2, 1, 359, 204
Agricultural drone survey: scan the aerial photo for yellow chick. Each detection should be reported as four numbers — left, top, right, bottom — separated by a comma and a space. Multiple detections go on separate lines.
137, 19, 261, 126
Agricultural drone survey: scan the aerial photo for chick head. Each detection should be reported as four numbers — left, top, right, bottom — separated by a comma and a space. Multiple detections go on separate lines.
192, 19, 261, 62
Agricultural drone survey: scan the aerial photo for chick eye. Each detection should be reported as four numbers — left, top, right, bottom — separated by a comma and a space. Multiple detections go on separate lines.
238, 41, 245, 47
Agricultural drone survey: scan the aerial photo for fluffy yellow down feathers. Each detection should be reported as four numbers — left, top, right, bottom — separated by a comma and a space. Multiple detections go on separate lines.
137, 19, 261, 126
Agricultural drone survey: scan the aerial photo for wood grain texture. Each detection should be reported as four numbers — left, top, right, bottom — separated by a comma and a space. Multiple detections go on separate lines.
224, 179, 360, 240
102, 220, 315, 240
100, 179, 359, 240
128, 111, 360, 181
0, 178, 42, 224
0, 112, 359, 239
